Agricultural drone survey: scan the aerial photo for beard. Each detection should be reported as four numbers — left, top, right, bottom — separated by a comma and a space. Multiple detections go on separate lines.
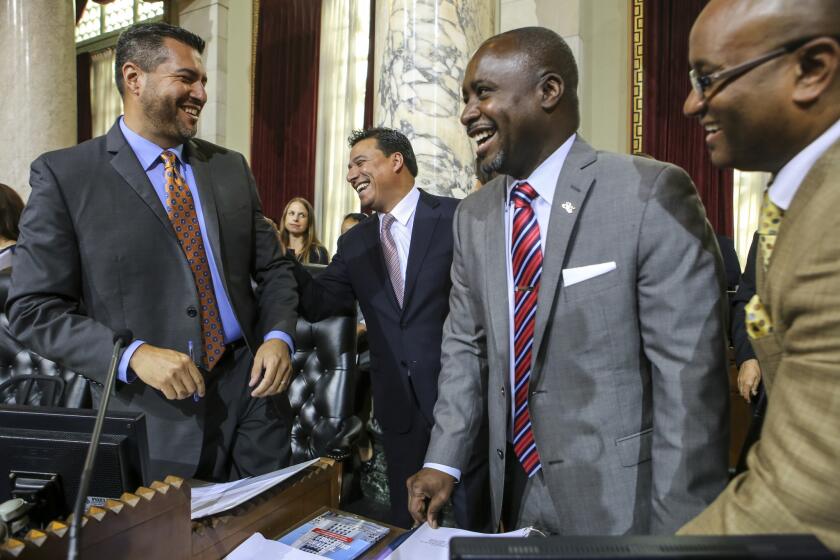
139, 88, 197, 145
480, 150, 505, 179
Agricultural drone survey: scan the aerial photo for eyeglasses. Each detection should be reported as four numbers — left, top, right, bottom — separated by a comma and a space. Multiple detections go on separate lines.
689, 35, 834, 101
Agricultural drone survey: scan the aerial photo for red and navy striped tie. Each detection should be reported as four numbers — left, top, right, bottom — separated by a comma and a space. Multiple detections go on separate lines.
511, 182, 542, 477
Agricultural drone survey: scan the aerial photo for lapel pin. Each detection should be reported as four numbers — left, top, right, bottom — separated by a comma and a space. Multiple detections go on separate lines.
561, 201, 576, 214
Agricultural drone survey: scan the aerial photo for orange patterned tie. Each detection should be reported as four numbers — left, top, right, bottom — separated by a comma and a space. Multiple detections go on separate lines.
161, 151, 225, 369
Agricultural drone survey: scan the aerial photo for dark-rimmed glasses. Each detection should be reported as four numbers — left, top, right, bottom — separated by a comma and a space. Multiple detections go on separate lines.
689, 35, 836, 101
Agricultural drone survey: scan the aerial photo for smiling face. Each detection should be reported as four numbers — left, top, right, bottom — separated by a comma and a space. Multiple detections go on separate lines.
461, 38, 548, 180
284, 201, 309, 235
683, 1, 799, 172
133, 38, 207, 148
346, 138, 404, 213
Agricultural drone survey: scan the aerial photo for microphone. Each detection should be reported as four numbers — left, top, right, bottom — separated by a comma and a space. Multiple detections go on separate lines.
67, 329, 133, 560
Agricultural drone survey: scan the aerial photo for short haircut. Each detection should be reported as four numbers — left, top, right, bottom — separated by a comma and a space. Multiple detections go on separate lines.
342, 212, 368, 223
348, 127, 419, 177
493, 26, 579, 98
114, 22, 205, 96
0, 183, 25, 242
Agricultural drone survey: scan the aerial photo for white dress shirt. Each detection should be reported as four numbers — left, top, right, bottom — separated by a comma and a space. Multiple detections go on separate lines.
769, 117, 840, 210
504, 133, 576, 432
425, 134, 576, 482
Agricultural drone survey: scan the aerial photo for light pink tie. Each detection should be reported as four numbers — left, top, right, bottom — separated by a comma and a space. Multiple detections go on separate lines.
381, 213, 404, 307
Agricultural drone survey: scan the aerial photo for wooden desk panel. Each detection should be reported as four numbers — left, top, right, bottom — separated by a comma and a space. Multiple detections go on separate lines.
1, 460, 341, 560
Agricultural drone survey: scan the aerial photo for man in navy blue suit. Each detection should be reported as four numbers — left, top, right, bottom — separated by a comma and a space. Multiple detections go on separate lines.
292, 128, 489, 530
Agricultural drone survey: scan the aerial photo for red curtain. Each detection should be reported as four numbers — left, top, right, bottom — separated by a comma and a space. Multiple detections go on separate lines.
251, 0, 323, 222
363, 1, 375, 129
641, 0, 732, 236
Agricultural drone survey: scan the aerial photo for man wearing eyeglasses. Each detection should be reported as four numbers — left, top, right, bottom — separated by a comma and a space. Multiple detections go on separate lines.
680, 0, 840, 550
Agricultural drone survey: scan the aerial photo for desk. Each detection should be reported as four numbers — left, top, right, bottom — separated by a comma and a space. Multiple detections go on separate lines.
1, 459, 342, 559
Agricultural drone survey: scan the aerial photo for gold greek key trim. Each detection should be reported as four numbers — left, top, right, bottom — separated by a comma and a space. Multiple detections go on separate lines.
251, 0, 260, 153
631, 0, 644, 154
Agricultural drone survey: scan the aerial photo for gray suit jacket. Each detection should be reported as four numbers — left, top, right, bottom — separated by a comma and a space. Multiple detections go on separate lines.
7, 121, 298, 480
426, 138, 729, 534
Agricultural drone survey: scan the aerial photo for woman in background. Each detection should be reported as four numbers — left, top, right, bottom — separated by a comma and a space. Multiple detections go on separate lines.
278, 197, 329, 264
0, 183, 24, 270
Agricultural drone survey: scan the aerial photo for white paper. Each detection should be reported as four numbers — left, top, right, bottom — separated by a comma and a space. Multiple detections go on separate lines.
386, 523, 531, 560
191, 458, 319, 519
562, 261, 617, 287
225, 532, 322, 559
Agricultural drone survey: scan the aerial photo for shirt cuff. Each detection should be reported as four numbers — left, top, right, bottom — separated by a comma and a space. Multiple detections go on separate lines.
264, 331, 295, 354
423, 462, 461, 482
118, 340, 145, 383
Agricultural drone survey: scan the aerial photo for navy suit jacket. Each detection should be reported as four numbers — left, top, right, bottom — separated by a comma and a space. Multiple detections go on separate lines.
294, 189, 458, 433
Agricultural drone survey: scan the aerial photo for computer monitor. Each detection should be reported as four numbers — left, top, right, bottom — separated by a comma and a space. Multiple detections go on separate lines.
449, 535, 833, 559
0, 404, 149, 523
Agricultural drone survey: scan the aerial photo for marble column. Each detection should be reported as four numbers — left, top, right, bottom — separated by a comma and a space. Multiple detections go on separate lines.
178, 0, 230, 147
373, 0, 496, 199
0, 0, 76, 201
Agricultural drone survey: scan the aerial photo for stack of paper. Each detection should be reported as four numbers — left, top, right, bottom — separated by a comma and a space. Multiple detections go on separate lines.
191, 458, 319, 519
225, 534, 319, 559
386, 524, 531, 560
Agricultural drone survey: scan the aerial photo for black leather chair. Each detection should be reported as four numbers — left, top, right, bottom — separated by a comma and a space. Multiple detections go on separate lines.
287, 314, 362, 462
0, 375, 65, 406
0, 271, 91, 408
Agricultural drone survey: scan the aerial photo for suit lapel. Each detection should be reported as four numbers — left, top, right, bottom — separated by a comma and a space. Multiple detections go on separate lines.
186, 141, 227, 280
107, 123, 174, 238
532, 138, 597, 377
486, 178, 512, 372
361, 216, 402, 312
766, 139, 840, 300
402, 190, 441, 312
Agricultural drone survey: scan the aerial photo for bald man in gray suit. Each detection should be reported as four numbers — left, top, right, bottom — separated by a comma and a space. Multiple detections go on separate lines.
408, 27, 729, 535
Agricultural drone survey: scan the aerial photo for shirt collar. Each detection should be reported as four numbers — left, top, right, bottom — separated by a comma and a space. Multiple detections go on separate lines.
381, 186, 420, 227
769, 117, 840, 210
119, 116, 186, 171
507, 133, 576, 205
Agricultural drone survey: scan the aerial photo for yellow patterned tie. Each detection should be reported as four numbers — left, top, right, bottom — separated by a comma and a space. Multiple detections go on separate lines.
745, 192, 784, 339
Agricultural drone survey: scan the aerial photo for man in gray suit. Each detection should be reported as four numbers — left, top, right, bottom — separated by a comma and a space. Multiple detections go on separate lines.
408, 27, 729, 534
7, 22, 297, 482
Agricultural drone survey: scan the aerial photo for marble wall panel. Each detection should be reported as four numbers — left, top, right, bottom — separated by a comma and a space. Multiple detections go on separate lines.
373, 0, 496, 198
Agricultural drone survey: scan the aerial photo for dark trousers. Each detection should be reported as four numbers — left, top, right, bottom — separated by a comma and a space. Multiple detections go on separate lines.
380, 383, 491, 531
194, 343, 292, 482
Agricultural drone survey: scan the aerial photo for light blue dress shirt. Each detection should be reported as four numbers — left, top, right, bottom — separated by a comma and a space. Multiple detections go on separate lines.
117, 117, 293, 381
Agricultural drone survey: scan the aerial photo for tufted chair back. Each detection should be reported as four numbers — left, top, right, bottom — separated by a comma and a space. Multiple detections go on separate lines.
0, 271, 92, 408
287, 313, 363, 463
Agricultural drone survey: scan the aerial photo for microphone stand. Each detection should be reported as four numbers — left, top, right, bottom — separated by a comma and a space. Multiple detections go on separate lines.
67, 331, 131, 560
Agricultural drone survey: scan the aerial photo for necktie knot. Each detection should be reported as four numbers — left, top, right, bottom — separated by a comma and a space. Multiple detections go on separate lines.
758, 192, 784, 236
382, 213, 396, 230
512, 182, 538, 208
160, 150, 178, 170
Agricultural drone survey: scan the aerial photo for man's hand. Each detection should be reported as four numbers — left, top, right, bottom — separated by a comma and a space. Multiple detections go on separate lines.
129, 344, 204, 400
737, 358, 762, 403
406, 468, 456, 529
249, 338, 292, 397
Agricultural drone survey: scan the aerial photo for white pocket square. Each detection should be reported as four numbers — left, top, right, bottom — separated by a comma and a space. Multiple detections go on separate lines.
562, 261, 617, 287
